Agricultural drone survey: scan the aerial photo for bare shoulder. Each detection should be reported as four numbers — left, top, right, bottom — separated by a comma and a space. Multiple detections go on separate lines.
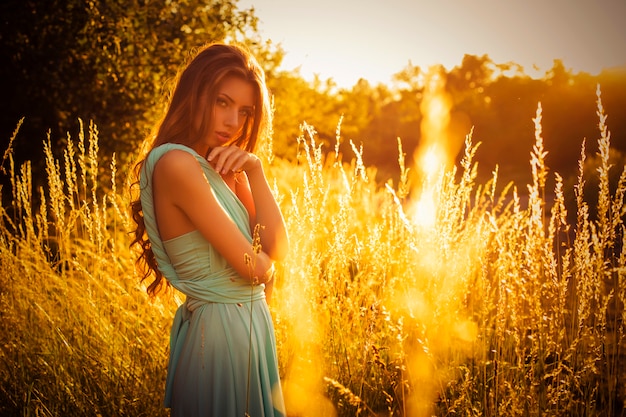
151, 148, 215, 225
152, 149, 208, 194
153, 149, 203, 180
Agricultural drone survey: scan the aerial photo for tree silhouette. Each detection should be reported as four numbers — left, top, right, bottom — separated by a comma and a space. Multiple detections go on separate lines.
0, 0, 264, 182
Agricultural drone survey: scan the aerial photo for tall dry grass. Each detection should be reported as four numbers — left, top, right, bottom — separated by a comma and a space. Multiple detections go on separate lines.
0, 120, 177, 416
0, 86, 624, 416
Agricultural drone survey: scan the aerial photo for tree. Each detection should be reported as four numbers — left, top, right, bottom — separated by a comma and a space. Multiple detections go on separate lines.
268, 69, 341, 160
448, 54, 494, 94
0, 0, 265, 177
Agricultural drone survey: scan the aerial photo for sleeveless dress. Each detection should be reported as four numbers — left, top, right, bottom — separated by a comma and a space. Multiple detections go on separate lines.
140, 143, 285, 417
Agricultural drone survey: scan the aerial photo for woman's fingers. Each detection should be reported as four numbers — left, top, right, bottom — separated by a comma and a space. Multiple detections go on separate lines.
207, 146, 259, 174
207, 146, 238, 173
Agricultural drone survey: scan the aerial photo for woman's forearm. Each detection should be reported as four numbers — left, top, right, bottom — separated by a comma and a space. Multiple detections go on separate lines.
246, 165, 289, 261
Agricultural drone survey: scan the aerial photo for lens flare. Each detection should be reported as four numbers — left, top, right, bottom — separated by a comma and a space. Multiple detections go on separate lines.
407, 66, 453, 229
409, 145, 446, 228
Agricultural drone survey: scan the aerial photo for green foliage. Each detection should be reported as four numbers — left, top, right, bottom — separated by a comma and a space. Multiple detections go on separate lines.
0, 0, 269, 171
268, 70, 343, 160
270, 55, 625, 194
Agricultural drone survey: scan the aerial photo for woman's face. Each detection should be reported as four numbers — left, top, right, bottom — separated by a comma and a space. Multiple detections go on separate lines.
203, 75, 255, 150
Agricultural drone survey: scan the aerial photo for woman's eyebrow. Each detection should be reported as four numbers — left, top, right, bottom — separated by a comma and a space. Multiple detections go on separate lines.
218, 93, 235, 103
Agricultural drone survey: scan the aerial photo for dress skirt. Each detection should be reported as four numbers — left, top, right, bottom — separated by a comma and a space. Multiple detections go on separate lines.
168, 298, 284, 417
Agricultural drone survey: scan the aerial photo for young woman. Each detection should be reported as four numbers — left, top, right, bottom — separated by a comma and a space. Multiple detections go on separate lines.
130, 43, 288, 416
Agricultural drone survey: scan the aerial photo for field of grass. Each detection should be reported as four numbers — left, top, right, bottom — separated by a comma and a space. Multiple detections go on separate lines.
1, 88, 625, 416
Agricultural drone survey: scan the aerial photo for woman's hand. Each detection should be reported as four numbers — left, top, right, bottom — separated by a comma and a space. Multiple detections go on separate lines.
208, 145, 289, 262
207, 146, 261, 175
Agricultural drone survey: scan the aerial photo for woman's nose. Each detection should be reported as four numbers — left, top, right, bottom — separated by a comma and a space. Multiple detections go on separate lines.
224, 108, 239, 127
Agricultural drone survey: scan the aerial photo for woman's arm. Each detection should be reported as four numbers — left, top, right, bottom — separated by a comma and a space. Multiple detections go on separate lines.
208, 146, 289, 262
241, 164, 288, 261
152, 150, 274, 283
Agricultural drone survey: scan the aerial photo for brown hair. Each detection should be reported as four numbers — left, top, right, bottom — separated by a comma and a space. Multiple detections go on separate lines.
129, 42, 272, 297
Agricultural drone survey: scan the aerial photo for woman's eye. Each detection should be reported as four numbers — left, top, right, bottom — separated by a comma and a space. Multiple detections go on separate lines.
239, 109, 252, 117
216, 98, 228, 107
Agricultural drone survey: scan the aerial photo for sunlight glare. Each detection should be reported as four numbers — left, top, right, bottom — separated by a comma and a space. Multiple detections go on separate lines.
409, 180, 438, 228
407, 67, 452, 229
421, 146, 442, 179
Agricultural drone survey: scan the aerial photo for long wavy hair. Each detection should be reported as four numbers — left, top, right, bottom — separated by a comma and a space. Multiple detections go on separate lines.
129, 42, 272, 297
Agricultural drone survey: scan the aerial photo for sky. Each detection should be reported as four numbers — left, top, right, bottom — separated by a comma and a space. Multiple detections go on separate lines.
238, 0, 626, 88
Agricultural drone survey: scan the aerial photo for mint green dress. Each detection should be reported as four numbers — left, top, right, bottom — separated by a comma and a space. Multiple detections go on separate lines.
140, 143, 285, 417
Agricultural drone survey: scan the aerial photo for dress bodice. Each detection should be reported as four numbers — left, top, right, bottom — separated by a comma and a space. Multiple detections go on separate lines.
140, 143, 265, 303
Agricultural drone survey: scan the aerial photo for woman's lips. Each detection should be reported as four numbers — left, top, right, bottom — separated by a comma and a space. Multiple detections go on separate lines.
215, 131, 231, 143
